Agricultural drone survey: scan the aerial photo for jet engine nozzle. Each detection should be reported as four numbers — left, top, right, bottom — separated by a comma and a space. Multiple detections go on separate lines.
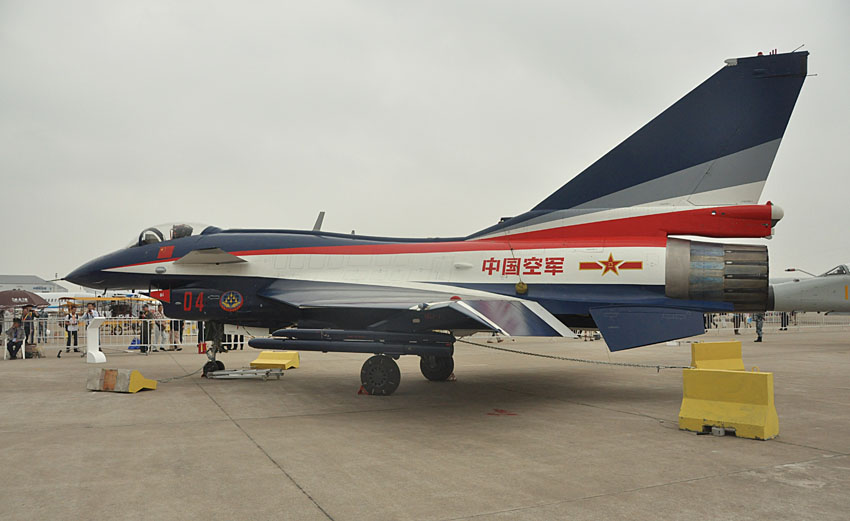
665, 238, 769, 311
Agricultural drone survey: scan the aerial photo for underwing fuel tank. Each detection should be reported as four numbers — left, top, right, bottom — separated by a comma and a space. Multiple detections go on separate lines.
665, 238, 769, 311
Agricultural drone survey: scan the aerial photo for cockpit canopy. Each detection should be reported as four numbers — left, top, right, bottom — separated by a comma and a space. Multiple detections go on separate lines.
128, 222, 220, 248
821, 264, 849, 277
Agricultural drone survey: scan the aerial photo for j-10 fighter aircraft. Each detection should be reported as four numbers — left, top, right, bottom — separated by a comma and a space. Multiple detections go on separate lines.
67, 51, 809, 394
773, 264, 850, 313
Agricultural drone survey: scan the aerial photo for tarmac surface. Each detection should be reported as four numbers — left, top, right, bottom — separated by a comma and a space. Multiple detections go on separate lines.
1, 328, 848, 520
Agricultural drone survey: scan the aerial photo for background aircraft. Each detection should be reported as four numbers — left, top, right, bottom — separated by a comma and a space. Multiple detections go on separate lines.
35, 290, 148, 313
772, 264, 850, 312
67, 51, 809, 394
35, 292, 98, 312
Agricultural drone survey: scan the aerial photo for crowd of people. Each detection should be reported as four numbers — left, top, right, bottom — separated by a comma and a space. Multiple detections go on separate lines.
137, 303, 183, 353
3, 305, 47, 359
4, 302, 186, 359
703, 311, 799, 342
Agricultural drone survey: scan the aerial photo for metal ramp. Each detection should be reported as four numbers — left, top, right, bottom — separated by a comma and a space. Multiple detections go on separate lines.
205, 368, 284, 380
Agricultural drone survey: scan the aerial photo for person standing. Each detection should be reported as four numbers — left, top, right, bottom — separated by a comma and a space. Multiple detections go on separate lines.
6, 318, 26, 359
63, 307, 80, 356
780, 311, 789, 331
754, 312, 765, 342
169, 318, 184, 351
82, 302, 101, 354
152, 304, 166, 351
197, 320, 205, 351
733, 313, 742, 335
83, 302, 99, 321
22, 306, 36, 346
36, 308, 47, 343
139, 304, 153, 353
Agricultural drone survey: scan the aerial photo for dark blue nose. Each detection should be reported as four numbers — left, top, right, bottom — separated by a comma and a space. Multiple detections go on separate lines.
66, 258, 108, 288
66, 248, 157, 290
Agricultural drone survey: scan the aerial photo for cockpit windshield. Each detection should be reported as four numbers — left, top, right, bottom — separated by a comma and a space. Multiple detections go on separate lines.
128, 222, 219, 248
821, 265, 849, 277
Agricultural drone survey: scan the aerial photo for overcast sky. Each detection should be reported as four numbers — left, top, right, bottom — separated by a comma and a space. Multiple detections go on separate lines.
1, 1, 848, 285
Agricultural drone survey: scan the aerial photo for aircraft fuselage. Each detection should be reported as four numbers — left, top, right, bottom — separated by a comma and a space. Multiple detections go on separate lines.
67, 204, 777, 334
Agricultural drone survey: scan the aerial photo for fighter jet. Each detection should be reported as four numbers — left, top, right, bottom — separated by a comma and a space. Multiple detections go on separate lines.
67, 50, 809, 394
772, 264, 850, 312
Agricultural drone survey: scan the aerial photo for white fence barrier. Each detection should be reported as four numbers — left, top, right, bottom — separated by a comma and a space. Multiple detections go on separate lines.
703, 311, 850, 334
2, 316, 200, 358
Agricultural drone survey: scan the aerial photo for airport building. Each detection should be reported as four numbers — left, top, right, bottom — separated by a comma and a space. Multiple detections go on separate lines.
0, 275, 67, 293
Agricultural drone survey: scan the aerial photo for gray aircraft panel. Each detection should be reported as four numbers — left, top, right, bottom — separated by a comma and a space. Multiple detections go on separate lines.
573, 139, 781, 210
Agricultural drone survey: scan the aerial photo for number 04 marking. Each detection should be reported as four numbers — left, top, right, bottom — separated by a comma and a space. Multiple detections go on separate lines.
183, 291, 205, 311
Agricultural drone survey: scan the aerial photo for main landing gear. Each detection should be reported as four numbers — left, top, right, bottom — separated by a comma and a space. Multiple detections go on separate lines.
419, 355, 454, 381
248, 329, 457, 395
358, 354, 455, 395
360, 355, 401, 396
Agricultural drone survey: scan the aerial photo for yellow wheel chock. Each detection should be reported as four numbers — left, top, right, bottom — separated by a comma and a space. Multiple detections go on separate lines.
86, 368, 157, 393
689, 341, 745, 370
250, 351, 300, 370
678, 341, 779, 440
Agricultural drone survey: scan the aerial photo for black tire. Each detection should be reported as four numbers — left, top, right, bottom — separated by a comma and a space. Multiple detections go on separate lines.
202, 361, 219, 377
420, 355, 454, 381
215, 360, 225, 371
360, 355, 401, 396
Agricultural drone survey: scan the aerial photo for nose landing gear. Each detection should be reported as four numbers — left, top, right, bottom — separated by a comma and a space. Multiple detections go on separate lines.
202, 359, 226, 377
202, 320, 226, 377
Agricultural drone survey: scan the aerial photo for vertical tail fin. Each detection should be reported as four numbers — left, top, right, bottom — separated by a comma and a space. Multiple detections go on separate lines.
533, 51, 808, 212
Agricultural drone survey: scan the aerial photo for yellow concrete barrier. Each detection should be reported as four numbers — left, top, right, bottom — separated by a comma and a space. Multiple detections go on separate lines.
86, 368, 157, 393
678, 368, 778, 440
690, 341, 745, 371
250, 351, 300, 370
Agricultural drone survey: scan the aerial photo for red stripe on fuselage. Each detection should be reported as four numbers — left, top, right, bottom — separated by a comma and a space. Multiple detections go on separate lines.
619, 261, 643, 270
483, 205, 773, 244
114, 258, 179, 269
107, 205, 771, 270
579, 262, 603, 270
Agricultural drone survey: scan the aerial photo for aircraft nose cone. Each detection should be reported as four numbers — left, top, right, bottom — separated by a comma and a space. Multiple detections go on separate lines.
66, 260, 105, 287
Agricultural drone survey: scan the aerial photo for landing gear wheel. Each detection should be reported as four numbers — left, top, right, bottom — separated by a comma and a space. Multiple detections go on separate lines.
420, 355, 454, 381
360, 355, 401, 396
203, 361, 219, 377
215, 360, 225, 371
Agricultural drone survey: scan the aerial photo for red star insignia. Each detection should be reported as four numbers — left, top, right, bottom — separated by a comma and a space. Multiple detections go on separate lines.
599, 253, 623, 276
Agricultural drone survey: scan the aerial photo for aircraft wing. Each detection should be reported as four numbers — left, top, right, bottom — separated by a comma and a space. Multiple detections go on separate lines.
258, 281, 575, 338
